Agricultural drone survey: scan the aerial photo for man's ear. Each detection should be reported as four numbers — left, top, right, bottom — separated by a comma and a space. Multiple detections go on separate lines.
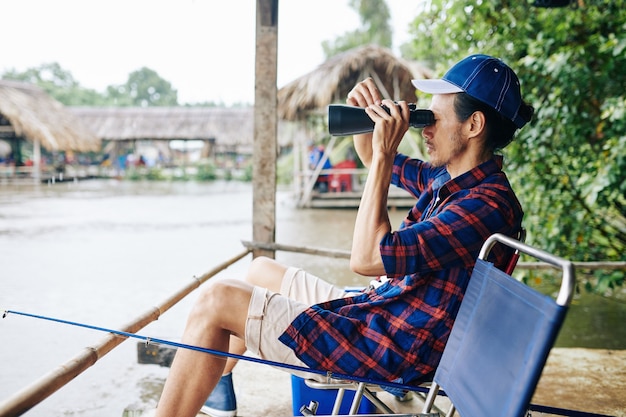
464, 111, 486, 138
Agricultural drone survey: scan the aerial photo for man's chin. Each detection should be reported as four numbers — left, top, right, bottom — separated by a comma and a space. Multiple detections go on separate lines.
428, 157, 444, 168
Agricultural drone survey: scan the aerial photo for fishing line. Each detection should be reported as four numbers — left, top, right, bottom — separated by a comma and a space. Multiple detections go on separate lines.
2, 309, 615, 417
1, 308, 426, 394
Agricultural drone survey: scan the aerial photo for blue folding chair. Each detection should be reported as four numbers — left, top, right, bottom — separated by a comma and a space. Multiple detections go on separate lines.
419, 232, 575, 417
299, 232, 575, 417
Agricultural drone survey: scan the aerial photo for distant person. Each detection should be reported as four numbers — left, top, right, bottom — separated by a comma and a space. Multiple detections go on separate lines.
153, 54, 533, 417
100, 154, 111, 167
308, 143, 332, 192
53, 154, 66, 174
117, 154, 127, 172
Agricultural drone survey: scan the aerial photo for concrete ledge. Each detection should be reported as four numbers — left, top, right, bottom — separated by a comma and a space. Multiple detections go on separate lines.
134, 348, 625, 417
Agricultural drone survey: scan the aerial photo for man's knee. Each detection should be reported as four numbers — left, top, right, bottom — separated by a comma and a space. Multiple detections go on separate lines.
246, 257, 286, 291
189, 279, 251, 330
192, 280, 238, 317
247, 256, 274, 277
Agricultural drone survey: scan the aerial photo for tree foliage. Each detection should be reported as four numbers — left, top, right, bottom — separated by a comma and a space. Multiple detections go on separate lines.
2, 62, 109, 106
322, 0, 393, 58
106, 67, 178, 107
2, 64, 179, 107
406, 0, 625, 289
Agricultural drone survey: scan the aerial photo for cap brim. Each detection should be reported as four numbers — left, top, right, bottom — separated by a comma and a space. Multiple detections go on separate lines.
412, 79, 464, 94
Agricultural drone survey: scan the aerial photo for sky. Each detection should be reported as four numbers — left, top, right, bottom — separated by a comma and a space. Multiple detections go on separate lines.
1, 0, 421, 105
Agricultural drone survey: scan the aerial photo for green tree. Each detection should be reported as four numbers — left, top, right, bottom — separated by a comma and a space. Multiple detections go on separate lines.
322, 0, 393, 58
2, 62, 109, 105
406, 0, 626, 290
2, 63, 180, 107
106, 67, 178, 107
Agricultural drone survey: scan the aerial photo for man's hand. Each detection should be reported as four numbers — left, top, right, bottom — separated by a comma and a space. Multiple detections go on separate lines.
347, 77, 382, 108
365, 99, 410, 159
348, 78, 382, 168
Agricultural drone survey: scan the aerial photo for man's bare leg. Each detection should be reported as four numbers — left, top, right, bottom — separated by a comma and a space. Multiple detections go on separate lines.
154, 279, 252, 417
155, 257, 288, 416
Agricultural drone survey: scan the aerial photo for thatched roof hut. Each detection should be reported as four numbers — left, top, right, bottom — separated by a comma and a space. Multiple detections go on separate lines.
0, 80, 100, 152
277, 44, 433, 121
72, 107, 253, 142
71, 107, 300, 155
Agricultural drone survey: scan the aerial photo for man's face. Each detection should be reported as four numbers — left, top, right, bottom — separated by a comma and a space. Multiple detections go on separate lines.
422, 94, 466, 168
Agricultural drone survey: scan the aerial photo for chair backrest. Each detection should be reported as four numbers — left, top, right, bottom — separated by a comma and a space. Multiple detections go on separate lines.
433, 233, 575, 417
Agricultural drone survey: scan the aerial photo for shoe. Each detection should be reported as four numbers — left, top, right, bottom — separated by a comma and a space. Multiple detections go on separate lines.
200, 373, 237, 417
382, 385, 413, 402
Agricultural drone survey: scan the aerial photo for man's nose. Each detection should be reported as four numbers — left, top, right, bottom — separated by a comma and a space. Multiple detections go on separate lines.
421, 125, 432, 140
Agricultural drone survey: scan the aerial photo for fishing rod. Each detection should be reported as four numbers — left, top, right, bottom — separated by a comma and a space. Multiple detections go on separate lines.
1, 308, 426, 394
2, 309, 614, 417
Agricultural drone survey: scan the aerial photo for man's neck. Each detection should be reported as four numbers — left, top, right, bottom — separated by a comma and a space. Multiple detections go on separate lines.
446, 151, 493, 179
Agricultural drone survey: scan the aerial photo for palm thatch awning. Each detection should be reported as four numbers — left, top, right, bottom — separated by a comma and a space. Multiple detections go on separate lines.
0, 80, 100, 152
70, 107, 299, 153
72, 106, 253, 142
277, 44, 433, 121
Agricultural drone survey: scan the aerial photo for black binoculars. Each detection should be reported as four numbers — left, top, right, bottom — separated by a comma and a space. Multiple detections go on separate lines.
328, 103, 434, 136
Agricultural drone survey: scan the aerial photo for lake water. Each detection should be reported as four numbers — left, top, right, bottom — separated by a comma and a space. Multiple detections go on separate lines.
0, 179, 624, 416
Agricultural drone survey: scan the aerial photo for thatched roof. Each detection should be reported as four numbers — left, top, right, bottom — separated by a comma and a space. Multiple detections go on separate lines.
72, 106, 253, 142
70, 107, 299, 151
0, 80, 100, 152
277, 44, 433, 121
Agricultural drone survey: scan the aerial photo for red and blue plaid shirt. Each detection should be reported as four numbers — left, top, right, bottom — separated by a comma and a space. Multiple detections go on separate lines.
279, 154, 523, 386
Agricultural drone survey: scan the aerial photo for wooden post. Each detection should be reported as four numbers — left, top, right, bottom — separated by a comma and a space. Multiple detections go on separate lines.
33, 139, 41, 183
253, 0, 279, 259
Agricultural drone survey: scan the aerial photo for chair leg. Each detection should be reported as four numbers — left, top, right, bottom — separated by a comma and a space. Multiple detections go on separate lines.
445, 404, 456, 417
332, 388, 346, 415
422, 382, 440, 413
362, 388, 395, 414
348, 383, 366, 415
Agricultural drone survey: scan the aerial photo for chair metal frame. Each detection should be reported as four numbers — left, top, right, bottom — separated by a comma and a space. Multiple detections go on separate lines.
298, 232, 575, 417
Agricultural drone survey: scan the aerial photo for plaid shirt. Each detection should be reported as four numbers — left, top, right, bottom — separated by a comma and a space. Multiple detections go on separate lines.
279, 154, 523, 386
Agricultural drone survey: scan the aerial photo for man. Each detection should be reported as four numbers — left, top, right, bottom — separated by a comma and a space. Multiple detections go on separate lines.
154, 54, 533, 417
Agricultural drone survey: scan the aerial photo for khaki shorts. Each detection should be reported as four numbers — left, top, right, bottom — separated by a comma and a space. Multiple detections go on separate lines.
244, 266, 352, 378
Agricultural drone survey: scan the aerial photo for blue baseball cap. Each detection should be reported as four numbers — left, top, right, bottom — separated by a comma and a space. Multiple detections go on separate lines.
412, 54, 527, 129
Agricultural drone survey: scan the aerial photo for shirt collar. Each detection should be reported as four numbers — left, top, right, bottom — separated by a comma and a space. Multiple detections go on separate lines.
436, 155, 504, 194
